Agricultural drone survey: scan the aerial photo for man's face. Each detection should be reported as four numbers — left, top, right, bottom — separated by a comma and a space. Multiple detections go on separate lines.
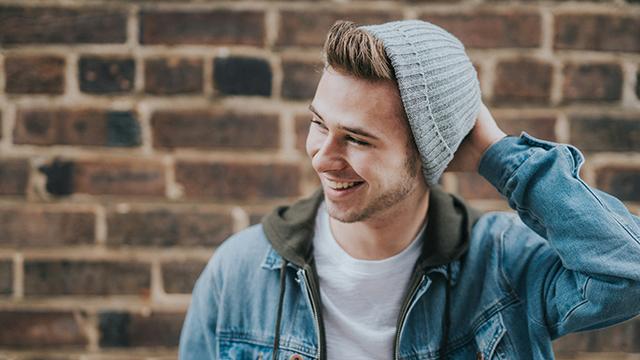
306, 67, 426, 223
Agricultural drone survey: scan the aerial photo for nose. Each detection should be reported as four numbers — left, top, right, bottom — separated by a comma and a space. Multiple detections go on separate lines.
310, 133, 347, 174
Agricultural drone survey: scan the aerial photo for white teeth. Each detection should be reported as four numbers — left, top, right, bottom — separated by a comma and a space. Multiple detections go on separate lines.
327, 180, 359, 190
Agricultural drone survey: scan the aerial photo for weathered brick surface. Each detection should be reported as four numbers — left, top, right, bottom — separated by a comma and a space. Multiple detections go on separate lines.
79, 57, 135, 94
0, 310, 88, 348
554, 14, 640, 53
140, 10, 265, 46
456, 172, 502, 200
144, 58, 203, 95
151, 110, 279, 150
277, 10, 402, 47
0, 158, 29, 196
162, 261, 207, 294
0, 260, 11, 295
99, 311, 185, 347
213, 56, 272, 96
495, 116, 557, 141
24, 260, 150, 296
569, 116, 640, 152
0, 6, 127, 45
421, 11, 541, 49
596, 166, 640, 202
282, 60, 323, 100
15, 109, 140, 147
0, 207, 94, 247
562, 63, 623, 103
493, 58, 553, 104
175, 162, 300, 201
39, 159, 165, 197
4, 55, 65, 95
0, 2, 638, 357
107, 209, 233, 247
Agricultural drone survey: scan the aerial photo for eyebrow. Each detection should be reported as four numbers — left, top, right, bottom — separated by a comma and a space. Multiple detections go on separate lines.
308, 104, 380, 141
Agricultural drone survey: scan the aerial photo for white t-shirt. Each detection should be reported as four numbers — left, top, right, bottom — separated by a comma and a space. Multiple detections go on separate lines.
312, 202, 425, 359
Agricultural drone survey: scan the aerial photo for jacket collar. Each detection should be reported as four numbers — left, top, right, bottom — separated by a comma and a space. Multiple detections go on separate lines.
261, 186, 480, 282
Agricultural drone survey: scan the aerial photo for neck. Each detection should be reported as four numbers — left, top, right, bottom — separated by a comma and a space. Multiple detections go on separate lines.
329, 186, 430, 260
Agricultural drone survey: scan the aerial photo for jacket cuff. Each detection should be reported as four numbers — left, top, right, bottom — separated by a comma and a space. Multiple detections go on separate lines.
478, 132, 540, 194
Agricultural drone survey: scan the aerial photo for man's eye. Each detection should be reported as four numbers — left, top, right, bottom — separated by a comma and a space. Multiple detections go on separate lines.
310, 119, 325, 128
347, 136, 369, 146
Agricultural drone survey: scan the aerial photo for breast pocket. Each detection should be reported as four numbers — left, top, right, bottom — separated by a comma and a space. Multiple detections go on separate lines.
219, 340, 314, 360
219, 340, 272, 359
474, 313, 513, 360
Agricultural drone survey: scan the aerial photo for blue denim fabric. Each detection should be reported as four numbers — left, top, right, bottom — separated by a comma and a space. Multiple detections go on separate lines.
179, 133, 640, 359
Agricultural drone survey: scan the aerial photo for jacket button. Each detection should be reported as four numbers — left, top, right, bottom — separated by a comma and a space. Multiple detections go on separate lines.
476, 352, 484, 360
289, 355, 304, 360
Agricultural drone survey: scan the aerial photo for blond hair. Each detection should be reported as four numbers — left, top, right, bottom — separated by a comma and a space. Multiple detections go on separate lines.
322, 20, 395, 81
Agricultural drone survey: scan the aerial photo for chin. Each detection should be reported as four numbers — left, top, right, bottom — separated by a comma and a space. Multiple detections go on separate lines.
325, 202, 369, 223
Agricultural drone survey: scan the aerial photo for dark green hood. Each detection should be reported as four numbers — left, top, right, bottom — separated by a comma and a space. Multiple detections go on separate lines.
261, 186, 481, 269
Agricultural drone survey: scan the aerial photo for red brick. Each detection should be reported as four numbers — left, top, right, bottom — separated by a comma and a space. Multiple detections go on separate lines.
0, 260, 11, 295
554, 14, 640, 53
493, 58, 552, 105
99, 311, 184, 347
0, 207, 94, 247
421, 11, 541, 49
4, 56, 65, 94
79, 57, 135, 94
107, 209, 233, 247
152, 110, 279, 150
176, 162, 300, 201
562, 63, 623, 103
495, 116, 557, 141
140, 10, 265, 46
24, 260, 150, 296
0, 158, 29, 196
15, 109, 140, 147
0, 6, 127, 45
0, 310, 87, 348
72, 159, 165, 197
144, 58, 203, 95
295, 114, 311, 152
277, 10, 402, 47
38, 159, 73, 196
596, 166, 640, 202
569, 115, 640, 152
455, 172, 502, 200
214, 56, 272, 96
162, 261, 207, 294
282, 60, 323, 100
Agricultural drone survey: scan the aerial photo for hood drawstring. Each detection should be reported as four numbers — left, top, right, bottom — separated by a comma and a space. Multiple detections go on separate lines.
272, 259, 288, 358
440, 262, 452, 359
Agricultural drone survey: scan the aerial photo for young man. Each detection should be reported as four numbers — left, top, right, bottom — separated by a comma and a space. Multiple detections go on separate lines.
179, 20, 640, 359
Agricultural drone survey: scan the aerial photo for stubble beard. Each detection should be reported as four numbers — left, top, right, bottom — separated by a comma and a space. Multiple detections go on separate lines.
326, 152, 422, 223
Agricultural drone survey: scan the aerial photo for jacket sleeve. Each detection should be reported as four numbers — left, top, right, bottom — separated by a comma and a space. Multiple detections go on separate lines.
478, 132, 640, 339
179, 255, 221, 359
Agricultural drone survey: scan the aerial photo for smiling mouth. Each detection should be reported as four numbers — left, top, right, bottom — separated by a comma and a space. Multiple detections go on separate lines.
326, 179, 364, 190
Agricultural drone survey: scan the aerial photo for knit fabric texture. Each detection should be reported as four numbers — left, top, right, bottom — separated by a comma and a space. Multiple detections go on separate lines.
359, 20, 481, 186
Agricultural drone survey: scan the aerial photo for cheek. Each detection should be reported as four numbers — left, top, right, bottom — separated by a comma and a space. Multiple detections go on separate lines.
346, 151, 377, 179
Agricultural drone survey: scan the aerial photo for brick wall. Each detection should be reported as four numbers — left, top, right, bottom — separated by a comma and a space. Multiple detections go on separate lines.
0, 0, 639, 358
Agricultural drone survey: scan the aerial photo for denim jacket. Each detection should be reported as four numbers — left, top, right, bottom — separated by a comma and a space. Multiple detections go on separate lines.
179, 133, 640, 359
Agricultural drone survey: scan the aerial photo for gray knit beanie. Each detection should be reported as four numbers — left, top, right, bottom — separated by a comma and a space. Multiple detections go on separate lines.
359, 20, 481, 186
